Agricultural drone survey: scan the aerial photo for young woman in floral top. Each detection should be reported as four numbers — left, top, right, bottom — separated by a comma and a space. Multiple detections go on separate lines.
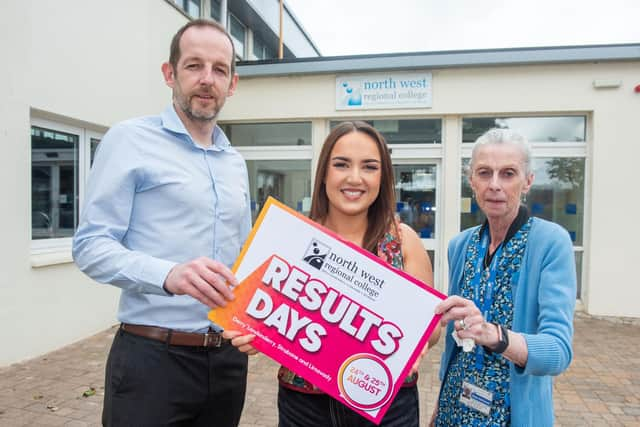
225, 121, 440, 427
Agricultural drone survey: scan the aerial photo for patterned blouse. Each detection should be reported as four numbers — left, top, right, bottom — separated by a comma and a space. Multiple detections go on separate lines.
436, 217, 532, 426
278, 223, 419, 393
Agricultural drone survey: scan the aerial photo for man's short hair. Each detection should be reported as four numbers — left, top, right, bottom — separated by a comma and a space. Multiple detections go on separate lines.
169, 19, 237, 76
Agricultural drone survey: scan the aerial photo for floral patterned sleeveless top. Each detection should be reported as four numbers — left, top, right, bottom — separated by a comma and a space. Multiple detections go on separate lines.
277, 223, 419, 393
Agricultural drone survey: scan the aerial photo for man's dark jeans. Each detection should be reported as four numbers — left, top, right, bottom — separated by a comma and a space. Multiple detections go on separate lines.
102, 328, 248, 427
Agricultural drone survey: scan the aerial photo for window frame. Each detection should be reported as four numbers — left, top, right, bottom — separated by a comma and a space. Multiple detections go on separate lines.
391, 158, 443, 253
459, 114, 589, 299
462, 115, 587, 144
238, 145, 313, 161
228, 13, 246, 59
330, 118, 443, 146
220, 120, 314, 218
30, 118, 103, 262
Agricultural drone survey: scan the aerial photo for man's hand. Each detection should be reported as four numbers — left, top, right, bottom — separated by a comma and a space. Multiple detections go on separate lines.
164, 257, 237, 308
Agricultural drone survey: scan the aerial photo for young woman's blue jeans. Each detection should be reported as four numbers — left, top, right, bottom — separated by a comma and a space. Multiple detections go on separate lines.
278, 384, 419, 427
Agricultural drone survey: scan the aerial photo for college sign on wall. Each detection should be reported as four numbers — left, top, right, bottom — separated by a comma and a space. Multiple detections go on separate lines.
336, 72, 432, 110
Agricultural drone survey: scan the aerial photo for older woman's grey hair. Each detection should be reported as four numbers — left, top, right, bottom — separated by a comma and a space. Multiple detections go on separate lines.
469, 128, 533, 175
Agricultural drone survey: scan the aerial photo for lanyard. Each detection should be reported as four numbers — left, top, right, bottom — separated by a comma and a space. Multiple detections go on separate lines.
471, 228, 504, 372
471, 228, 503, 322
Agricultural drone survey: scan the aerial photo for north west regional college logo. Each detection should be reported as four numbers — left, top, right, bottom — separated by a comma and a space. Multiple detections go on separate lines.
339, 80, 363, 106
303, 239, 331, 270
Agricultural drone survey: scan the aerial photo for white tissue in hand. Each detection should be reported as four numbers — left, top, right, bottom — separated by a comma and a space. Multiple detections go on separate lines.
452, 331, 475, 352
462, 338, 475, 352
452, 330, 462, 346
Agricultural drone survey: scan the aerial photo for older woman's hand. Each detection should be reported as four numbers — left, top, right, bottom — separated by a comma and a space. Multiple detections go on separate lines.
222, 330, 259, 355
434, 295, 500, 348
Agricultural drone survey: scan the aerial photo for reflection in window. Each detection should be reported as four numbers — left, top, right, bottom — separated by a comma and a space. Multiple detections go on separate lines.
246, 160, 311, 221
459, 157, 585, 246
174, 0, 200, 18
210, 0, 221, 21
462, 116, 586, 143
253, 35, 274, 60
529, 158, 584, 245
221, 122, 311, 146
31, 126, 79, 239
331, 119, 441, 144
229, 14, 246, 58
394, 165, 437, 238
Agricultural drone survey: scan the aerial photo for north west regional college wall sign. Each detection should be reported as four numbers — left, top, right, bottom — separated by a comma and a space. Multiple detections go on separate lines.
336, 72, 432, 110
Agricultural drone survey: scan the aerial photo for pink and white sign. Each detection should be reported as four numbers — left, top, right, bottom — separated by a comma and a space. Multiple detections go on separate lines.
210, 197, 445, 424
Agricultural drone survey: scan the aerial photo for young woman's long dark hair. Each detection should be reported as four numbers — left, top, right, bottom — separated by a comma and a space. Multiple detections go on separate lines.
309, 121, 397, 254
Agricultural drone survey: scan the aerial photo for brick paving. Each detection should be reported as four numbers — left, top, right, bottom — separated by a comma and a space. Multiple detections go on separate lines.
0, 311, 638, 426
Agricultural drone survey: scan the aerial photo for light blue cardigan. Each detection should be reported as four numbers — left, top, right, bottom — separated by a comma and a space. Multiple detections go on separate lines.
438, 217, 576, 426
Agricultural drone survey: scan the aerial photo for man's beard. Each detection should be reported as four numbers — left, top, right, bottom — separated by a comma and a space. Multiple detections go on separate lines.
176, 95, 219, 122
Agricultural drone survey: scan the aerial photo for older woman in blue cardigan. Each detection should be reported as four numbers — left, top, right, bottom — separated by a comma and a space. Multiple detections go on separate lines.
432, 128, 576, 426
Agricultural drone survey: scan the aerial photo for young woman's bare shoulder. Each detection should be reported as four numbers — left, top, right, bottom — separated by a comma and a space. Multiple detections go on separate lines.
398, 222, 421, 244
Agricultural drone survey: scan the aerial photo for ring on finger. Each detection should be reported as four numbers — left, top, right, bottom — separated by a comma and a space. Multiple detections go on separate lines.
458, 319, 467, 330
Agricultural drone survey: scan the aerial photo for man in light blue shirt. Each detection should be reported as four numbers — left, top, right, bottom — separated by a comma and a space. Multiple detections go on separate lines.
73, 19, 251, 427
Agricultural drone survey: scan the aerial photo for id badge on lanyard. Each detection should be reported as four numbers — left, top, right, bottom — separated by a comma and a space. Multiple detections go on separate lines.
460, 381, 493, 416
459, 229, 501, 415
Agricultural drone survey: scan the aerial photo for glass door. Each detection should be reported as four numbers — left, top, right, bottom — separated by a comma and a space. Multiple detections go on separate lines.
392, 161, 440, 277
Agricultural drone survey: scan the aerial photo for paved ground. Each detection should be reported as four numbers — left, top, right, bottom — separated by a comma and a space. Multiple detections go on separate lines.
0, 311, 638, 426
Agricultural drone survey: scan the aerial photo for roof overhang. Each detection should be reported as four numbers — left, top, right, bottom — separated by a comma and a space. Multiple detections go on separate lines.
237, 43, 640, 77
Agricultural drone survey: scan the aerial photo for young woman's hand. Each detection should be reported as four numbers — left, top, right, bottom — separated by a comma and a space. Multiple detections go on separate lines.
222, 330, 259, 355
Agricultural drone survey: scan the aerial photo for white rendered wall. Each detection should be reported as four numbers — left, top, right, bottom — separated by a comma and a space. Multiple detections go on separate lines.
0, 0, 189, 366
586, 74, 639, 317
2, 1, 638, 368
221, 61, 640, 318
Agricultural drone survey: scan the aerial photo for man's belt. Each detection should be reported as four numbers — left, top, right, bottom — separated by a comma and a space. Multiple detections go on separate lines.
120, 323, 227, 347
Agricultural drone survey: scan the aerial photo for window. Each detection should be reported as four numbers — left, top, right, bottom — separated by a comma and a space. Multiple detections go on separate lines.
31, 119, 102, 247
247, 160, 312, 221
463, 116, 586, 143
174, 0, 201, 18
395, 165, 437, 239
460, 157, 585, 242
460, 115, 587, 298
210, 0, 221, 22
393, 161, 440, 278
220, 122, 313, 220
221, 122, 311, 146
31, 126, 79, 240
228, 14, 246, 59
253, 35, 275, 60
331, 119, 442, 144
